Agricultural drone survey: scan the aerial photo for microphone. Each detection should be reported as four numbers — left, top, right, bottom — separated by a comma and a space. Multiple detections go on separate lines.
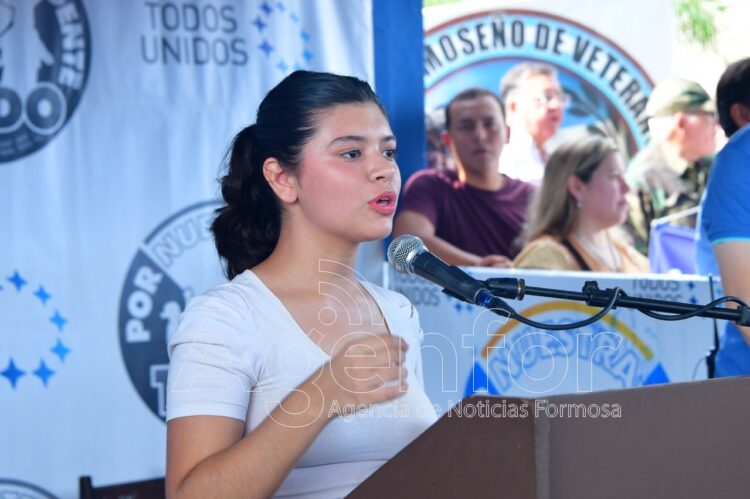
387, 234, 506, 309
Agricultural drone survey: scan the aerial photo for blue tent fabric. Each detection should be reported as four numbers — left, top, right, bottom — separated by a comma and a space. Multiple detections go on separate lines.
649, 224, 697, 274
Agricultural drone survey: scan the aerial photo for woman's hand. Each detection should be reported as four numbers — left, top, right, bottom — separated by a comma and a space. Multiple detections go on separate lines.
316, 333, 409, 418
167, 334, 409, 498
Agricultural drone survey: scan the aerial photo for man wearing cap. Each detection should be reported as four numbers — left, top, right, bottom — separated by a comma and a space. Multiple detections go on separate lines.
625, 78, 718, 253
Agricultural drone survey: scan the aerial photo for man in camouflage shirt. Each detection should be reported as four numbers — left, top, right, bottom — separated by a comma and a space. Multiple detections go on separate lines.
626, 79, 719, 254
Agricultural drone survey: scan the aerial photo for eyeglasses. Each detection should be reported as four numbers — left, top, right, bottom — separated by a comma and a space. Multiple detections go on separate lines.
684, 109, 717, 121
529, 91, 571, 108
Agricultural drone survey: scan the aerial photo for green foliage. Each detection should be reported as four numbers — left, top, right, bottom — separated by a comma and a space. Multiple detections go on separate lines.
674, 0, 726, 48
423, 0, 464, 7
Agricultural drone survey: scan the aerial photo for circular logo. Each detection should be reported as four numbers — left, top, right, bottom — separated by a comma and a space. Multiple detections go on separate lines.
118, 201, 225, 421
0, 0, 91, 163
0, 269, 72, 390
465, 301, 669, 398
249, 0, 315, 74
0, 479, 57, 499
424, 9, 654, 158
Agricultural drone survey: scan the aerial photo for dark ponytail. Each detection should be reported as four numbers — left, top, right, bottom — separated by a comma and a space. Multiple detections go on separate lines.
211, 70, 387, 279
212, 125, 280, 279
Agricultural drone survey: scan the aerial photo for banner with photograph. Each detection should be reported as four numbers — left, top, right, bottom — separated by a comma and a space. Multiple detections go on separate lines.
423, 0, 675, 160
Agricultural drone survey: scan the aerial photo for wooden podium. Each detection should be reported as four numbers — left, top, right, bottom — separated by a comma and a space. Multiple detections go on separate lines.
349, 377, 750, 498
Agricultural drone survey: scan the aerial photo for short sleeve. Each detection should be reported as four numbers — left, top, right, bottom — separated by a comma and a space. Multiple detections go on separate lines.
703, 140, 750, 244
166, 289, 261, 422
399, 171, 442, 227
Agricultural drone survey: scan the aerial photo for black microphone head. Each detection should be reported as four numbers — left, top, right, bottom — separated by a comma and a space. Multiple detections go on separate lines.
387, 234, 426, 274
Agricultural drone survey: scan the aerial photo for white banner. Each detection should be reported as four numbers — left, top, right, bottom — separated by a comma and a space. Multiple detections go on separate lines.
0, 1, 373, 497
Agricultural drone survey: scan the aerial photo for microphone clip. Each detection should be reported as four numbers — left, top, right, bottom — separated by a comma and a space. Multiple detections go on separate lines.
441, 285, 514, 314
484, 277, 526, 300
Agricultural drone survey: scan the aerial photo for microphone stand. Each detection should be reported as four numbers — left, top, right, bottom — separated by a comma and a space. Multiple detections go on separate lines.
442, 277, 750, 379
483, 277, 750, 325
705, 275, 720, 379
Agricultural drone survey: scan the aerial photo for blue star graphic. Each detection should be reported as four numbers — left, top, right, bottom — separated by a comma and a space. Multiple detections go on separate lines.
291, 13, 299, 23
34, 285, 52, 305
260, 1, 273, 15
276, 1, 285, 12
258, 40, 274, 56
690, 296, 698, 304
277, 60, 288, 73
252, 16, 266, 32
688, 282, 695, 290
33, 359, 55, 387
51, 339, 71, 363
302, 49, 314, 63
1, 358, 25, 389
454, 302, 463, 313
300, 30, 311, 41
7, 271, 27, 292
50, 310, 68, 332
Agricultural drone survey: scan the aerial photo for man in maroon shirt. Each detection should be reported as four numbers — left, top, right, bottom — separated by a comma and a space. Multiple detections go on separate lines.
393, 88, 535, 267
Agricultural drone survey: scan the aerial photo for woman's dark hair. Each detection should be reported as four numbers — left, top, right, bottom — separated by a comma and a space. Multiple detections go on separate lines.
212, 70, 387, 279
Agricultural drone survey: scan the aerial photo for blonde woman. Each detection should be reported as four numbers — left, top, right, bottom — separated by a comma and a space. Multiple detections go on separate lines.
513, 135, 649, 272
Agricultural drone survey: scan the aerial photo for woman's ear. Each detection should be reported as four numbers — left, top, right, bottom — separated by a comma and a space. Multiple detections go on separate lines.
262, 158, 298, 204
566, 174, 585, 203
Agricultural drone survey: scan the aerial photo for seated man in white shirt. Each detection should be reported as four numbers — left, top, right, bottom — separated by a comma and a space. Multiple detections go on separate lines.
499, 62, 567, 183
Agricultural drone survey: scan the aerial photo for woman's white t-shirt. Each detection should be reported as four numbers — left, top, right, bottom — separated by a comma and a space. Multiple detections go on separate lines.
166, 270, 437, 498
